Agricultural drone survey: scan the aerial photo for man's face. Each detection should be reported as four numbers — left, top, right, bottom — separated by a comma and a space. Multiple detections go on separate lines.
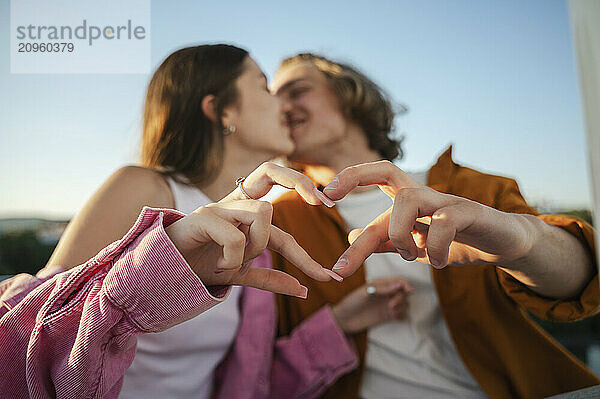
272, 61, 348, 164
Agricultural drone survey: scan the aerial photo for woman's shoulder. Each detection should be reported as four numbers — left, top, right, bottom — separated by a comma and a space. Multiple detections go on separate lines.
45, 165, 174, 269
106, 165, 174, 206
111, 164, 168, 184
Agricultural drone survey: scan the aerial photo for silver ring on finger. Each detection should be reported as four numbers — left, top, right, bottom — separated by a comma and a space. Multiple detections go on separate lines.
235, 177, 255, 200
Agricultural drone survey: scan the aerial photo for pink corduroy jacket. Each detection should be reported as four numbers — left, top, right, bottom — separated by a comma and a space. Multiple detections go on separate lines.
0, 207, 357, 399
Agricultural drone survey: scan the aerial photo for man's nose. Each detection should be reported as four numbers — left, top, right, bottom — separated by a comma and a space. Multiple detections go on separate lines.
278, 94, 293, 113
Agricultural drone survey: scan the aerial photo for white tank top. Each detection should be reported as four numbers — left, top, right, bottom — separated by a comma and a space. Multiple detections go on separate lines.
119, 177, 242, 399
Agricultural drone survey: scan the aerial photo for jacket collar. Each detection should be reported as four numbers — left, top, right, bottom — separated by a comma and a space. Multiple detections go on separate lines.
298, 170, 349, 232
427, 144, 458, 193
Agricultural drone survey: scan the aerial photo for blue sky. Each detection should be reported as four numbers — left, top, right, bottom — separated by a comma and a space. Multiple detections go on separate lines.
0, 0, 591, 218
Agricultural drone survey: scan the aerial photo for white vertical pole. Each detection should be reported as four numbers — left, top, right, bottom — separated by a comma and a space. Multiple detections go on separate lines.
568, 0, 600, 282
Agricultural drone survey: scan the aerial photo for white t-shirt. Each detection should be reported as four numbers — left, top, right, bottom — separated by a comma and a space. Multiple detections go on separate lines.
119, 178, 241, 399
334, 171, 487, 399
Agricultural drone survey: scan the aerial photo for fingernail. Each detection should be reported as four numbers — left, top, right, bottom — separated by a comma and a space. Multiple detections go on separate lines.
297, 285, 308, 299
324, 177, 339, 192
323, 268, 344, 282
313, 187, 335, 207
430, 258, 441, 268
398, 249, 416, 261
332, 257, 348, 270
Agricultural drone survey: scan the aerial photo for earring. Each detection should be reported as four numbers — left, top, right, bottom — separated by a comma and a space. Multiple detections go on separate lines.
223, 125, 236, 136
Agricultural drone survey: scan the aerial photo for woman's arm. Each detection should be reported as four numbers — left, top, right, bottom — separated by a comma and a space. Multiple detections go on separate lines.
46, 166, 174, 270
2, 197, 326, 399
267, 306, 358, 399
265, 277, 410, 398
1, 208, 228, 399
214, 289, 358, 399
214, 255, 410, 399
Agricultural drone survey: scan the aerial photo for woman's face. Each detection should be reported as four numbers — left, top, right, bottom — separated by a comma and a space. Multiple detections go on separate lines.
224, 57, 294, 157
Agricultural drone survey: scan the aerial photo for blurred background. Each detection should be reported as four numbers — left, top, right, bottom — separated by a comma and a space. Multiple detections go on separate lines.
1, 0, 598, 374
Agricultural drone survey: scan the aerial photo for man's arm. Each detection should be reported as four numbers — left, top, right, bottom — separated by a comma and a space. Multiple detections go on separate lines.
497, 213, 594, 299
322, 161, 596, 300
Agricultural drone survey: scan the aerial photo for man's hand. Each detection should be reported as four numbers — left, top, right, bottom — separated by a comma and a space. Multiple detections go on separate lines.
323, 161, 535, 276
323, 160, 594, 300
331, 276, 412, 334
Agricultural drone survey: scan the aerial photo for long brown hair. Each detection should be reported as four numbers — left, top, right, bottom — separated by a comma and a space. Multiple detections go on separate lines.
141, 44, 249, 186
280, 53, 404, 161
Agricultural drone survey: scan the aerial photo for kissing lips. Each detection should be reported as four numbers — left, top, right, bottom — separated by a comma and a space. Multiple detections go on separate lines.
286, 116, 307, 136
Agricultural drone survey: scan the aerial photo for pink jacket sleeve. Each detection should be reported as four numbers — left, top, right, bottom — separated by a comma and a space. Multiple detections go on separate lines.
0, 207, 229, 399
214, 252, 358, 399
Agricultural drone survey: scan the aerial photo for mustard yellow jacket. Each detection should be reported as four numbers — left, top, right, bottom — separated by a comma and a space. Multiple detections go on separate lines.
271, 146, 600, 399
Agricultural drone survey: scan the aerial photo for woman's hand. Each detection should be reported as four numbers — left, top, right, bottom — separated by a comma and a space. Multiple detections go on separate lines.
220, 161, 335, 207
165, 199, 339, 298
331, 277, 412, 334
323, 161, 535, 277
